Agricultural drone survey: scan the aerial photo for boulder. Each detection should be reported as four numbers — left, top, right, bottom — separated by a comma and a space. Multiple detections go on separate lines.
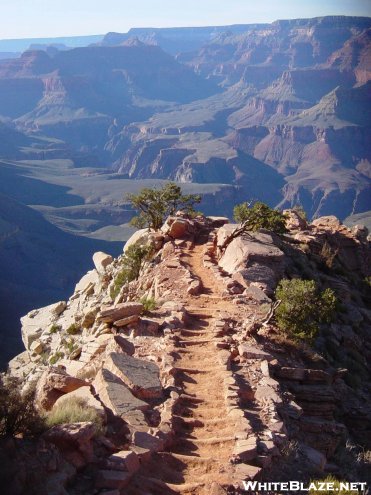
136, 318, 160, 336
161, 217, 192, 239
93, 368, 149, 418
311, 216, 341, 230
81, 308, 98, 328
93, 252, 113, 274
217, 230, 284, 292
243, 285, 272, 303
107, 450, 140, 473
30, 339, 43, 355
114, 315, 139, 327
105, 352, 162, 399
352, 224, 368, 241
51, 301, 67, 316
97, 302, 143, 324
132, 431, 164, 453
36, 369, 88, 411
275, 367, 331, 384
21, 301, 66, 350
238, 344, 274, 361
74, 270, 99, 294
283, 209, 308, 231
111, 335, 135, 356
123, 229, 150, 253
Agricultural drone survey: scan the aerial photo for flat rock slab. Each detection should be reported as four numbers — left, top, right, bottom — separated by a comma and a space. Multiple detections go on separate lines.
108, 450, 140, 473
36, 368, 88, 411
233, 436, 257, 462
98, 303, 143, 324
288, 384, 335, 402
112, 335, 135, 355
275, 367, 332, 384
238, 344, 274, 361
93, 368, 149, 418
234, 463, 262, 482
105, 352, 162, 400
113, 315, 139, 327
132, 431, 164, 453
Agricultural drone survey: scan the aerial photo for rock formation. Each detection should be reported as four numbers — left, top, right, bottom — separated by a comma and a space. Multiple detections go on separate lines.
2, 210, 370, 494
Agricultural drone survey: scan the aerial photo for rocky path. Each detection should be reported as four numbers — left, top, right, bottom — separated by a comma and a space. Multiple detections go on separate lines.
126, 240, 242, 494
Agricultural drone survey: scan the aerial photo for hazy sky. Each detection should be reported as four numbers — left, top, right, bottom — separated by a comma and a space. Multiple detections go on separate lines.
1, 0, 371, 39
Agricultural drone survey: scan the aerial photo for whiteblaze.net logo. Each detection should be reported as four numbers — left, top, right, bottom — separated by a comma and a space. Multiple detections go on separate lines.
242, 481, 368, 493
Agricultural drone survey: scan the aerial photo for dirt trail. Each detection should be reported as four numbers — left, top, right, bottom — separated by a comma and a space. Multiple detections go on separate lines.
127, 240, 240, 494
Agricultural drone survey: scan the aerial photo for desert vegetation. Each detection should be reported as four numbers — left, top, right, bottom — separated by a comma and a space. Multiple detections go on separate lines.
275, 279, 337, 342
0, 377, 43, 438
45, 397, 103, 434
140, 296, 158, 314
127, 182, 201, 230
233, 201, 288, 234
111, 244, 152, 299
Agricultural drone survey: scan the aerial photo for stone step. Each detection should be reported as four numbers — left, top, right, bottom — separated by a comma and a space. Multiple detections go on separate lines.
161, 452, 217, 463
173, 415, 233, 427
173, 365, 225, 374
177, 339, 215, 345
137, 476, 206, 493
180, 329, 208, 337
191, 436, 236, 446
177, 347, 218, 355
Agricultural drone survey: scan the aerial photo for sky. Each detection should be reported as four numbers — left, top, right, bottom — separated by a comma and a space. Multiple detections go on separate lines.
1, 0, 371, 39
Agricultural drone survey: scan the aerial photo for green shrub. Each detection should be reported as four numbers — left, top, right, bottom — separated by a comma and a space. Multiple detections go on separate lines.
140, 296, 157, 314
275, 279, 337, 341
0, 377, 44, 437
66, 323, 80, 335
49, 351, 64, 365
61, 337, 78, 356
233, 201, 288, 234
45, 397, 103, 434
49, 324, 61, 334
309, 476, 359, 494
111, 244, 152, 299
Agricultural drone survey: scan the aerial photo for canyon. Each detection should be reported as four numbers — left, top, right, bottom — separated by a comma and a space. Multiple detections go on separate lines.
0, 15, 370, 374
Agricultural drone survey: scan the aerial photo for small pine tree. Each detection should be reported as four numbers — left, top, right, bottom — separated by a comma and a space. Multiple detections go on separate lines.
127, 182, 201, 231
233, 201, 288, 234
